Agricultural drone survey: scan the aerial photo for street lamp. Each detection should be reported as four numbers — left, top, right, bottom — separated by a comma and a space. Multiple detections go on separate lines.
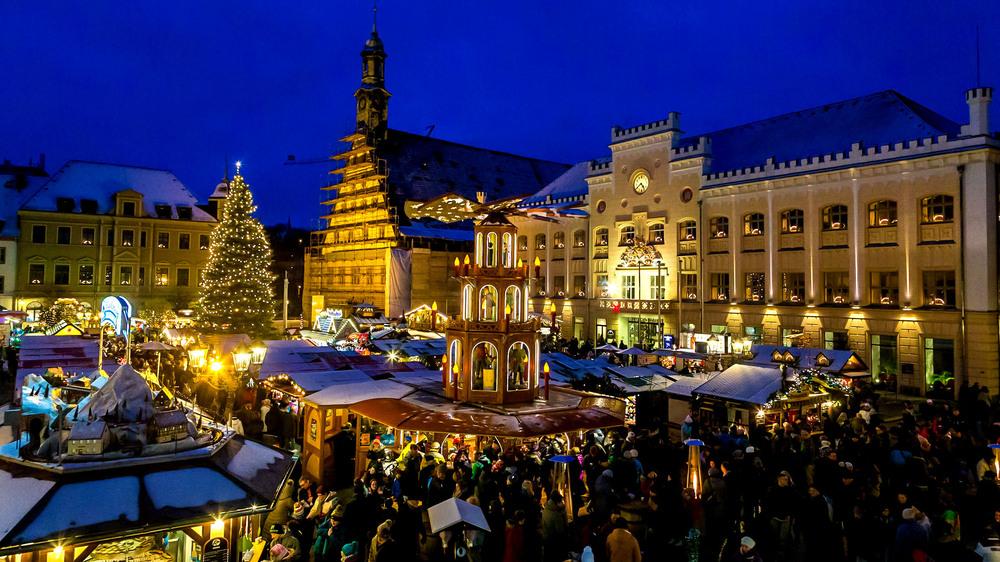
232, 343, 253, 374
250, 338, 267, 366
188, 340, 208, 370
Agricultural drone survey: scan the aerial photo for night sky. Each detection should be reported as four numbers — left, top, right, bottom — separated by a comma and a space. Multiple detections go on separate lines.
3, 1, 999, 228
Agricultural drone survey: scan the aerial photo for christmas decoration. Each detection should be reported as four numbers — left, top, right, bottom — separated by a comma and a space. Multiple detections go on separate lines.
760, 367, 853, 412
198, 163, 275, 335
617, 240, 662, 267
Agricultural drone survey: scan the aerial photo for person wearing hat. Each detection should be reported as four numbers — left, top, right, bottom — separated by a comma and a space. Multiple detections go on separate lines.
313, 506, 347, 562
268, 524, 301, 562
340, 541, 359, 562
367, 519, 403, 562
731, 536, 762, 561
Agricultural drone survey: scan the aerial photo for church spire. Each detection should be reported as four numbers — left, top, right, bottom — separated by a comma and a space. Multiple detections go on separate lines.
356, 9, 390, 142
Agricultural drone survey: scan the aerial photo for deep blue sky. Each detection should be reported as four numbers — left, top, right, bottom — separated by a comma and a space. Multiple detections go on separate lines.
3, 1, 999, 228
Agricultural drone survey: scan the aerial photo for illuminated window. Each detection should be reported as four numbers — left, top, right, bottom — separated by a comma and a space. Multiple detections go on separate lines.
822, 205, 848, 230
507, 342, 530, 391
553, 231, 565, 249
121, 230, 134, 247
535, 234, 546, 250
677, 220, 695, 241
82, 228, 95, 245
781, 272, 805, 303
518, 235, 527, 251
462, 285, 473, 320
200, 234, 210, 250
480, 285, 499, 321
471, 342, 498, 391
504, 286, 521, 321
679, 274, 696, 300
449, 340, 463, 387
780, 209, 804, 233
920, 195, 953, 224
619, 226, 635, 246
475, 233, 483, 266
622, 275, 636, 299
156, 267, 169, 286
79, 265, 94, 285
486, 232, 498, 267
868, 200, 897, 227
158, 232, 170, 248
648, 222, 664, 244
743, 213, 764, 236
502, 233, 513, 267
744, 272, 765, 302
710, 216, 729, 238
139, 267, 146, 286
922, 270, 955, 306
553, 276, 565, 295
869, 270, 899, 306
710, 273, 729, 301
823, 271, 849, 304
573, 230, 586, 247
120, 266, 133, 286
105, 265, 112, 285
595, 227, 608, 246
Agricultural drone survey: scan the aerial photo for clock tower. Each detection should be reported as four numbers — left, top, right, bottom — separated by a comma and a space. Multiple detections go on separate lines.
355, 13, 391, 145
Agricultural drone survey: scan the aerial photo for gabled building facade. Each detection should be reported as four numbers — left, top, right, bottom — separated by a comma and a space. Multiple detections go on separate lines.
15, 160, 217, 317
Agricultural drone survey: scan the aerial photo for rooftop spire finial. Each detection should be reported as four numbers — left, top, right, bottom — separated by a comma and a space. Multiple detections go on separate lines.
372, 2, 377, 34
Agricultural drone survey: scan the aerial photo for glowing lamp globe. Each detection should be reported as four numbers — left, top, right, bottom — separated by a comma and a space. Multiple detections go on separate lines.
188, 341, 208, 369
250, 338, 267, 365
232, 343, 253, 372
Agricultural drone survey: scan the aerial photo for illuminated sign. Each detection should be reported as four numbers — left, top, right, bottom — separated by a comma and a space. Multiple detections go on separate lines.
100, 296, 133, 336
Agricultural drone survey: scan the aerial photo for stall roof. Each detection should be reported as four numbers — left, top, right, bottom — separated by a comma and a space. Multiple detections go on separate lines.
662, 376, 707, 398
265, 369, 373, 394
746, 345, 868, 374
0, 436, 294, 554
692, 364, 783, 405
371, 339, 447, 357
302, 379, 417, 408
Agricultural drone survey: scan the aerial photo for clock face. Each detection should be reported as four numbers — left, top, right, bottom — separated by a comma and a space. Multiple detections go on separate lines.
633, 172, 649, 194
358, 98, 367, 111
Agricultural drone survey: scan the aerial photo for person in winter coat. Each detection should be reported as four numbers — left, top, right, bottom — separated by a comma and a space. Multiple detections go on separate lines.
892, 508, 929, 562
502, 511, 527, 562
313, 506, 347, 562
340, 541, 360, 562
541, 491, 568, 562
268, 524, 301, 562
605, 517, 641, 562
731, 536, 763, 562
263, 480, 296, 533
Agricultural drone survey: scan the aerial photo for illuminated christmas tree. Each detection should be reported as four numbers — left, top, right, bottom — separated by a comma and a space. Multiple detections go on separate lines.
198, 163, 275, 335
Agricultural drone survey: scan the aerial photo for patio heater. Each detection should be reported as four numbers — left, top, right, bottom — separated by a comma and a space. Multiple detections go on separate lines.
990, 444, 1000, 478
685, 439, 704, 498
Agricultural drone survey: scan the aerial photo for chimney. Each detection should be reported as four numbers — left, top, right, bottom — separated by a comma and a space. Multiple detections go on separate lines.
964, 86, 994, 136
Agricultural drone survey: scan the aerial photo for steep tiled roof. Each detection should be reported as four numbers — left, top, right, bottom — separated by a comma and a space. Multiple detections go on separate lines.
684, 90, 961, 175
379, 130, 571, 217
23, 160, 215, 222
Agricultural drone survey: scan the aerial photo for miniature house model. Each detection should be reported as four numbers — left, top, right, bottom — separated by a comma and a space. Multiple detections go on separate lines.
446, 212, 539, 404
67, 420, 111, 455
148, 410, 189, 444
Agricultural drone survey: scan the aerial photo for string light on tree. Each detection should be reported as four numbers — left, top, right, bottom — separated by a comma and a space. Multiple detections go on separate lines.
197, 162, 275, 335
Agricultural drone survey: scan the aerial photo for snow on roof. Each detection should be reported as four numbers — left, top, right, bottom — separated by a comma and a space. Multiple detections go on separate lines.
686, 90, 961, 176
303, 378, 416, 408
76, 364, 153, 422
22, 160, 216, 222
0, 168, 49, 237
68, 420, 107, 440
519, 161, 590, 205
276, 369, 372, 393
150, 409, 188, 427
692, 364, 783, 405
143, 468, 247, 509
663, 376, 706, 398
746, 345, 868, 373
16, 476, 141, 544
209, 437, 291, 500
380, 129, 571, 209
0, 471, 55, 544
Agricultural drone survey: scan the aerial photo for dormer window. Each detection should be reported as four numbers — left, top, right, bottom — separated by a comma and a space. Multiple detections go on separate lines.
155, 205, 172, 219
56, 198, 75, 212
122, 201, 136, 217
176, 206, 193, 220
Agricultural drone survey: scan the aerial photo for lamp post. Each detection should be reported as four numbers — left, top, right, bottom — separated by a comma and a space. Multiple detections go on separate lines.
188, 340, 208, 371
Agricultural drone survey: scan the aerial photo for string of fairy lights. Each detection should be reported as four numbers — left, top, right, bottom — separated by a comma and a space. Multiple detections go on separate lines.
197, 162, 276, 334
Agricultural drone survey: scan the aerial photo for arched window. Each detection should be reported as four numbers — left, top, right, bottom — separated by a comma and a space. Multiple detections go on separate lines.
507, 342, 530, 391
449, 339, 463, 387
780, 209, 804, 233
535, 234, 546, 250
648, 223, 665, 243
26, 301, 44, 322
501, 233, 513, 267
475, 232, 483, 266
678, 220, 696, 241
921, 195, 954, 223
620, 226, 635, 246
486, 232, 498, 267
553, 231, 565, 249
462, 285, 473, 320
573, 230, 586, 247
472, 342, 498, 391
710, 216, 729, 238
822, 205, 848, 230
869, 200, 898, 227
518, 235, 528, 251
504, 286, 521, 321
743, 213, 764, 236
479, 285, 499, 321
595, 227, 608, 246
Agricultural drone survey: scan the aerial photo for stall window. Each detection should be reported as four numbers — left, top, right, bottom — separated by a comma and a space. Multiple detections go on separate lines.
472, 342, 498, 391
507, 342, 530, 391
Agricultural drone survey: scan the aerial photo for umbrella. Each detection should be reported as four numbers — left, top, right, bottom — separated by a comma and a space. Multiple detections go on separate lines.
616, 348, 650, 356
595, 343, 620, 353
139, 341, 175, 381
427, 498, 491, 534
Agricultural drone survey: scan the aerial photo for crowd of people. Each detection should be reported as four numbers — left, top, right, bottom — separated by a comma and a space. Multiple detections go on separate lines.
253, 380, 1000, 562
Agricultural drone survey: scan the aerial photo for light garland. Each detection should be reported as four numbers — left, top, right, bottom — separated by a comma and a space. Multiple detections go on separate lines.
197, 167, 276, 334
760, 368, 853, 412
